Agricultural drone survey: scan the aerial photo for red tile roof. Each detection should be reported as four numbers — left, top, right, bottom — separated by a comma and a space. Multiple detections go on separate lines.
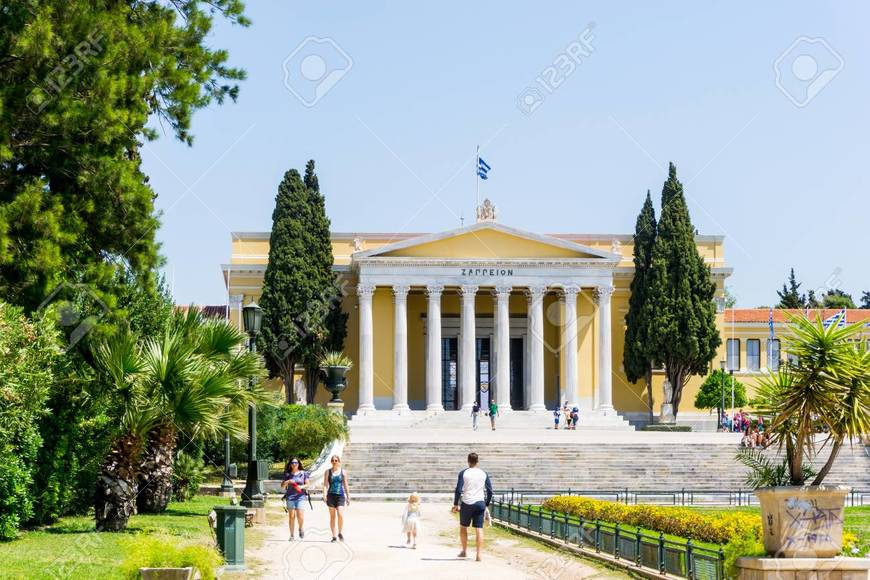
724, 308, 870, 324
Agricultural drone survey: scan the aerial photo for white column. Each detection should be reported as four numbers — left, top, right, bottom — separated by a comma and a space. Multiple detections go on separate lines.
562, 285, 581, 408
425, 284, 444, 412
356, 283, 376, 413
459, 284, 478, 412
595, 285, 615, 414
526, 285, 547, 411
392, 284, 410, 413
494, 285, 513, 412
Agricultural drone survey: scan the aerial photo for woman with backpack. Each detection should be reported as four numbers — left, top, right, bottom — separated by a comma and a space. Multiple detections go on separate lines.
281, 457, 310, 541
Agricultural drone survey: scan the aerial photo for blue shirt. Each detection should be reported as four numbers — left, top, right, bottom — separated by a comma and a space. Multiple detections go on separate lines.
284, 471, 308, 501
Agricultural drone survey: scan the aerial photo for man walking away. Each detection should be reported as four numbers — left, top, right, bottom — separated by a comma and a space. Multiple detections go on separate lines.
471, 401, 480, 431
489, 400, 499, 431
452, 452, 493, 562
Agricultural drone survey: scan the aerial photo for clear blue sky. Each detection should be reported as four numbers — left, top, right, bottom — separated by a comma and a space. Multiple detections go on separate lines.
142, 1, 870, 308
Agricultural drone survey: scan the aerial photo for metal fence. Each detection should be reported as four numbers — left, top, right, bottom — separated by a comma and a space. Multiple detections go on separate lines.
490, 499, 725, 580
496, 488, 870, 507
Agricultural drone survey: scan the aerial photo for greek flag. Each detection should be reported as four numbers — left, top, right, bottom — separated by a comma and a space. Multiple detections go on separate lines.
822, 308, 847, 328
477, 157, 491, 180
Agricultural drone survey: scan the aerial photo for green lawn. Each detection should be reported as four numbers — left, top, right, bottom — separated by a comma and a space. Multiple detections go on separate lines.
0, 496, 223, 579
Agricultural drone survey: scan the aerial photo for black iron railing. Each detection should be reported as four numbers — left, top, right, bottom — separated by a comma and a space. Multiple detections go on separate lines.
495, 488, 870, 507
490, 499, 725, 580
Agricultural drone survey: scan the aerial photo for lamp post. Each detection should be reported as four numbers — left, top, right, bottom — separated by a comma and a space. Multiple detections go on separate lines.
719, 360, 727, 431
241, 302, 265, 509
729, 368, 735, 433
220, 429, 233, 496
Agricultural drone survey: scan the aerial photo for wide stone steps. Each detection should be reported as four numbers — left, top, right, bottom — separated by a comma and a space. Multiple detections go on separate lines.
342, 442, 870, 494
349, 410, 635, 431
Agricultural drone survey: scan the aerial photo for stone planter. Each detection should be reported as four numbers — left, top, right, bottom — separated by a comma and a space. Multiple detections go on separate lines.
322, 366, 349, 403
139, 567, 199, 580
756, 486, 849, 558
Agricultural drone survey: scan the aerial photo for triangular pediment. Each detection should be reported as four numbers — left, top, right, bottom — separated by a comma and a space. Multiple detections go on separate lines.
354, 222, 618, 261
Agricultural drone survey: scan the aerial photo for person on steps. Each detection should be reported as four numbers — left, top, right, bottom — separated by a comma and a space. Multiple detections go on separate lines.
489, 400, 499, 431
322, 455, 350, 543
452, 452, 493, 562
471, 401, 480, 431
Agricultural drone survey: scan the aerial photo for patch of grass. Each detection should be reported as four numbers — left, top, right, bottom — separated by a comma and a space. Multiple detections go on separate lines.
0, 496, 225, 579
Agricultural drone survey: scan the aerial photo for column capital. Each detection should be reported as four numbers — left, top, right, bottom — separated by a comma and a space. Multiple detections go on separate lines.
356, 283, 376, 299
459, 284, 479, 299
594, 285, 615, 303
425, 283, 444, 299
392, 284, 411, 301
561, 285, 582, 299
492, 285, 512, 299
524, 285, 548, 302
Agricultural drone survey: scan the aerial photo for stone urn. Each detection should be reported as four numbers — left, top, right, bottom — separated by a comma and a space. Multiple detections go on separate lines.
755, 486, 849, 557
322, 366, 349, 403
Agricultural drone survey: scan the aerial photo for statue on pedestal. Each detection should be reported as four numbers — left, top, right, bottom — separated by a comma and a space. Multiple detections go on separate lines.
659, 377, 676, 424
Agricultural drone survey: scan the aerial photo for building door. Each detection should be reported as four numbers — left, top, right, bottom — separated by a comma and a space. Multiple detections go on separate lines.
441, 337, 459, 410
476, 337, 491, 408
509, 337, 524, 410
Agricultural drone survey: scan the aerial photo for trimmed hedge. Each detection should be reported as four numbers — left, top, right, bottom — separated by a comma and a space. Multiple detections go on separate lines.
642, 424, 692, 432
542, 495, 760, 545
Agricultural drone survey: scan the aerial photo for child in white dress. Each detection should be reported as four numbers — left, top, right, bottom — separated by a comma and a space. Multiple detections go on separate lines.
402, 492, 422, 548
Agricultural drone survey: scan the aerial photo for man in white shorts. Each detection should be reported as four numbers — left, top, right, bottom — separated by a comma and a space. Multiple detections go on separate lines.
451, 452, 493, 561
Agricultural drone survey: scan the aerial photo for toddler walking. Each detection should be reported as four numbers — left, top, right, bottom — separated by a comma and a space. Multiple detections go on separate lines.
402, 492, 422, 548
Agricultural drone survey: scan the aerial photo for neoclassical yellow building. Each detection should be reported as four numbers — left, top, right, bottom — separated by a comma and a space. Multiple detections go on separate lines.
223, 208, 744, 426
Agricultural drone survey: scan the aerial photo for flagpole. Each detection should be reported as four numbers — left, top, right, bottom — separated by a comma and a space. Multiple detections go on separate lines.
476, 145, 480, 211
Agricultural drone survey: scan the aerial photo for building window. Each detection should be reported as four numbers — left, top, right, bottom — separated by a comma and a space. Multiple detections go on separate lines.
747, 339, 761, 371
767, 339, 781, 371
727, 338, 740, 371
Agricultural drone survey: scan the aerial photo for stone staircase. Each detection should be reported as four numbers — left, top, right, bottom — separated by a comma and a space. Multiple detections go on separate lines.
342, 440, 870, 494
348, 410, 634, 431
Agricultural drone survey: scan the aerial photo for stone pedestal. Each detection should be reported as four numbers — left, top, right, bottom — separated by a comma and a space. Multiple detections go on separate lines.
659, 403, 676, 424
737, 557, 870, 580
327, 401, 345, 416
757, 486, 849, 558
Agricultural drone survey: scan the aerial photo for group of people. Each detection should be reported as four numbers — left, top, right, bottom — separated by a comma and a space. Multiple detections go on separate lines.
280, 451, 494, 562
720, 410, 770, 448
471, 400, 499, 430
554, 401, 580, 430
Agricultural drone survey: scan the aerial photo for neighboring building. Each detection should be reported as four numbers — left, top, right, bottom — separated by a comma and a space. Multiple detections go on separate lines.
222, 206, 739, 426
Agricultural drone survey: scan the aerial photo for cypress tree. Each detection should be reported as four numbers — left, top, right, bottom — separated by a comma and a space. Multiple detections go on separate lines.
647, 163, 721, 416
299, 160, 344, 403
258, 169, 313, 403
623, 190, 657, 422
776, 268, 805, 309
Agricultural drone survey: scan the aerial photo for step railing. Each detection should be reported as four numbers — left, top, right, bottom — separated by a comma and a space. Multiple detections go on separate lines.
490, 499, 725, 580
497, 487, 870, 507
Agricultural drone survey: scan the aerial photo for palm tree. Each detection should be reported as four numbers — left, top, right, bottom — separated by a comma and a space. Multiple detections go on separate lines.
136, 310, 264, 513
92, 331, 155, 531
753, 313, 870, 486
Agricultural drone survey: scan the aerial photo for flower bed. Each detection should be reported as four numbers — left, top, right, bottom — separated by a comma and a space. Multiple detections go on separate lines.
542, 495, 761, 545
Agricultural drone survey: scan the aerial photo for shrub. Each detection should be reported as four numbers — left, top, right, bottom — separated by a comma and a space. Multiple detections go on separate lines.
542, 496, 761, 545
172, 451, 206, 502
120, 536, 222, 580
722, 532, 765, 577
0, 303, 60, 539
258, 400, 348, 463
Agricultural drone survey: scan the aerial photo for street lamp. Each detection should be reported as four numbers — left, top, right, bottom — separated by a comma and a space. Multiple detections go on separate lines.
729, 368, 735, 433
241, 302, 265, 509
719, 360, 727, 431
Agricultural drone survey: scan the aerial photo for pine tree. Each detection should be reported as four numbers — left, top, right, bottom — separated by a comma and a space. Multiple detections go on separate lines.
258, 169, 313, 403
861, 291, 870, 309
822, 289, 856, 309
647, 163, 721, 416
623, 190, 657, 422
776, 268, 805, 308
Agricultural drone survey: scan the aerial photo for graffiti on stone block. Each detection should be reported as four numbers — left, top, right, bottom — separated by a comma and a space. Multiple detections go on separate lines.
781, 496, 842, 550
